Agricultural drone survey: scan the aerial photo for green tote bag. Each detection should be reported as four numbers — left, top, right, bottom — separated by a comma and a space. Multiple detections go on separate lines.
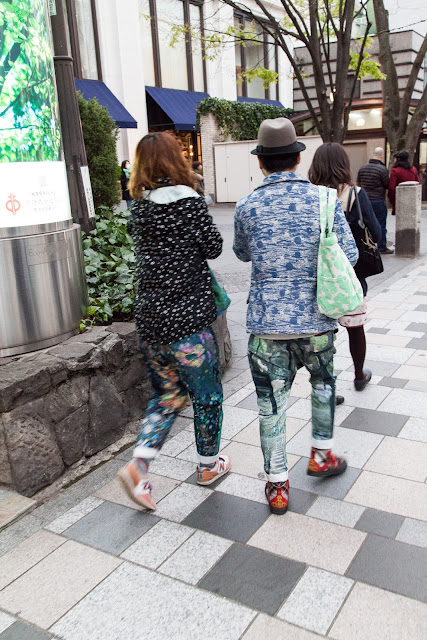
317, 186, 363, 319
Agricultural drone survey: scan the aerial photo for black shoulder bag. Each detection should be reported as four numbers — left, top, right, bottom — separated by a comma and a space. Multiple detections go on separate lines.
346, 187, 384, 279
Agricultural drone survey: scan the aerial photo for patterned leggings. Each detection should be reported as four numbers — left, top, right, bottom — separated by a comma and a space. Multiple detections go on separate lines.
248, 331, 336, 482
134, 328, 223, 465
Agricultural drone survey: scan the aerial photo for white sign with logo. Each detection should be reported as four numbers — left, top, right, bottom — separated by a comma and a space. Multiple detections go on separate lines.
0, 161, 72, 229
80, 165, 96, 219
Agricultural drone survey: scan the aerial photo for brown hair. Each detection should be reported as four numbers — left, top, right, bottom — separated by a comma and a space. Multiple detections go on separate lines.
309, 142, 353, 190
129, 132, 195, 198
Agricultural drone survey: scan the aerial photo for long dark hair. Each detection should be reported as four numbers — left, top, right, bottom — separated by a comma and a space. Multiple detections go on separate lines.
393, 151, 411, 170
309, 142, 353, 190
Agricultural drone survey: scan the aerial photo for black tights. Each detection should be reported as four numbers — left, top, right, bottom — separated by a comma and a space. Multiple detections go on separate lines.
346, 326, 366, 380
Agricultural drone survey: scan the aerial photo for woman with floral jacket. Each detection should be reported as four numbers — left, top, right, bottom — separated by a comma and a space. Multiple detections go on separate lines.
118, 132, 230, 510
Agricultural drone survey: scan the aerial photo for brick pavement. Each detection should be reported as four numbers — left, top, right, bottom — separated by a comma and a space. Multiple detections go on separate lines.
0, 211, 427, 639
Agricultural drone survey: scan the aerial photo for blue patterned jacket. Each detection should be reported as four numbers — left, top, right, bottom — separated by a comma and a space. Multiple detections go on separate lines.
233, 171, 358, 335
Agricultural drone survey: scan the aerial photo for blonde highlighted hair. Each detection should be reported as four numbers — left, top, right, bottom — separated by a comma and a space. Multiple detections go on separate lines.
129, 131, 195, 198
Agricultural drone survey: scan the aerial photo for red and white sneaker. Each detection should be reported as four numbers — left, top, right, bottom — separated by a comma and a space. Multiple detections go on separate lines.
265, 480, 289, 515
307, 447, 347, 477
196, 454, 231, 485
117, 459, 157, 510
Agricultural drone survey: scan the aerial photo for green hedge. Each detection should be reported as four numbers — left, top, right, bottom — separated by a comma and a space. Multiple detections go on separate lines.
197, 97, 293, 141
77, 92, 120, 210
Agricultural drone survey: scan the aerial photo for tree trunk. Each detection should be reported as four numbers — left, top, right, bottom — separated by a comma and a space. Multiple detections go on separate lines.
373, 0, 427, 165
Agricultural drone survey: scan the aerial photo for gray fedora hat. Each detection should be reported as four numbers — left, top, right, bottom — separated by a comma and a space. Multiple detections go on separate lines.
251, 117, 306, 156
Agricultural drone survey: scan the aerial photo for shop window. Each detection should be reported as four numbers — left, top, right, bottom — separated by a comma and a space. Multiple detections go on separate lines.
347, 108, 382, 130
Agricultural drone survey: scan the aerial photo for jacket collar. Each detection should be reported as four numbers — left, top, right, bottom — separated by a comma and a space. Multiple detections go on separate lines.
261, 171, 309, 187
369, 159, 385, 166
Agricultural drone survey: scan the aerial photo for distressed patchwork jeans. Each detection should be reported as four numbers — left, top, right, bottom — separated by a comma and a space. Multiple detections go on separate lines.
248, 331, 336, 482
134, 328, 223, 465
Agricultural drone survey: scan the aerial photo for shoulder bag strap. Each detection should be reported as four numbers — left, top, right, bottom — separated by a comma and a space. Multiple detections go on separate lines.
346, 187, 354, 218
319, 186, 336, 234
353, 186, 366, 229
326, 187, 337, 234
318, 185, 328, 235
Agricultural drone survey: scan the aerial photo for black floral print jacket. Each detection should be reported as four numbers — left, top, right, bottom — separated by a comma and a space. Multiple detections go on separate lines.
128, 192, 223, 344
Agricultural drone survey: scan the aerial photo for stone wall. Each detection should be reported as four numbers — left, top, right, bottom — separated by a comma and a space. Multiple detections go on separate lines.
0, 315, 232, 497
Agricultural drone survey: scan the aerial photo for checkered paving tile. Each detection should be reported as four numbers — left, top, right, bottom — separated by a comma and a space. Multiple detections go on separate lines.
1, 245, 427, 639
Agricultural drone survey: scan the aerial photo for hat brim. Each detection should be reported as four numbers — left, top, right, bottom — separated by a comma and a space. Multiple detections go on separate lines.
251, 140, 306, 156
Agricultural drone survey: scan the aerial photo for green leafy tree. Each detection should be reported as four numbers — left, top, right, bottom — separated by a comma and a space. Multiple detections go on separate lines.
172, 1, 381, 143
216, 0, 378, 144
0, 0, 61, 162
77, 92, 120, 210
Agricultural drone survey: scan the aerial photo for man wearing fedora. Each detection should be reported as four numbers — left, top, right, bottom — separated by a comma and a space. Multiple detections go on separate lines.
233, 118, 358, 515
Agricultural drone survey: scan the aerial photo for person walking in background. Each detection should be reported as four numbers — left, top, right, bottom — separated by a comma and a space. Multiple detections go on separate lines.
192, 160, 205, 196
357, 147, 392, 254
118, 132, 230, 511
120, 159, 132, 208
234, 118, 357, 515
388, 150, 421, 215
310, 143, 381, 392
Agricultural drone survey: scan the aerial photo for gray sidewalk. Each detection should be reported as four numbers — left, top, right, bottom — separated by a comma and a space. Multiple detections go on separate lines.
0, 208, 426, 639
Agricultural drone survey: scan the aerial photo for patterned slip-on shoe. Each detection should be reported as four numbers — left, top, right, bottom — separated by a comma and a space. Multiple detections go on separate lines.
117, 459, 157, 510
354, 369, 372, 391
307, 448, 347, 477
265, 480, 289, 515
196, 454, 231, 485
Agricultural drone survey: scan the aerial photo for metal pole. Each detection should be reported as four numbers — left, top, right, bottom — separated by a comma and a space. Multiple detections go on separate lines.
49, 0, 95, 232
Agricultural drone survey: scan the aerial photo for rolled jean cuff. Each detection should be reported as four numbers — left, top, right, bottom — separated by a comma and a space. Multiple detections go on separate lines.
197, 453, 219, 466
268, 470, 289, 482
133, 445, 160, 460
312, 437, 334, 450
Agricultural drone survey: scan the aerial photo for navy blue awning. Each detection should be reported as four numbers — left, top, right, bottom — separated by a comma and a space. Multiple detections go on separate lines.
145, 86, 209, 130
75, 79, 137, 129
238, 96, 284, 108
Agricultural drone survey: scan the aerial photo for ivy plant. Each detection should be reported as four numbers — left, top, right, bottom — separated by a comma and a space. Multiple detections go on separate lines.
81, 206, 135, 327
196, 98, 293, 142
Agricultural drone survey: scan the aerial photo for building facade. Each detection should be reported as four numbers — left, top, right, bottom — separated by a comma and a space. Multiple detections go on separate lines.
62, 0, 293, 164
293, 28, 427, 169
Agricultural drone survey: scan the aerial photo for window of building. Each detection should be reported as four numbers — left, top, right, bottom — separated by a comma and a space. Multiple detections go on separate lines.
66, 0, 102, 80
144, 0, 207, 92
74, 0, 99, 79
139, 0, 156, 86
190, 3, 205, 92
234, 15, 279, 100
347, 108, 382, 130
157, 0, 188, 90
